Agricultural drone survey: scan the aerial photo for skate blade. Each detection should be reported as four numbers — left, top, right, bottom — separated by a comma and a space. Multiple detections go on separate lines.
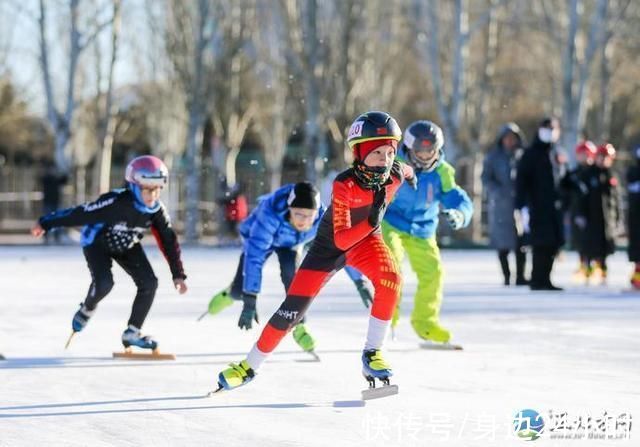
113, 348, 176, 360
64, 331, 77, 349
361, 384, 399, 400
419, 341, 463, 351
207, 384, 225, 396
295, 351, 321, 362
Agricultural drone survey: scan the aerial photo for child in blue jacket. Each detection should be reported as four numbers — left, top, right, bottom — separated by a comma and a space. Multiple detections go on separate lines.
200, 182, 372, 355
382, 121, 473, 346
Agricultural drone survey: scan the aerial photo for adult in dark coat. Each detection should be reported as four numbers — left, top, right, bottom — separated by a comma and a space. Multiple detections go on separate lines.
482, 122, 528, 285
627, 145, 640, 289
579, 144, 620, 283
515, 117, 566, 291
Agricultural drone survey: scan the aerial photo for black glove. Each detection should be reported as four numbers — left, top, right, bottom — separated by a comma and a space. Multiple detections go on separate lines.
238, 293, 259, 330
354, 279, 373, 308
368, 186, 387, 227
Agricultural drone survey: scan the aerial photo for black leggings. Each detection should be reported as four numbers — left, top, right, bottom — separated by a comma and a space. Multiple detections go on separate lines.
83, 243, 158, 329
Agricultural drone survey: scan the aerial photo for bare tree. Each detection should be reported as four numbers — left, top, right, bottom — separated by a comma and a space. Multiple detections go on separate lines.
275, 0, 326, 183
165, 0, 217, 242
253, 3, 297, 190
421, 0, 507, 164
95, 0, 122, 194
37, 0, 113, 173
559, 0, 608, 160
208, 0, 260, 189
593, 0, 632, 143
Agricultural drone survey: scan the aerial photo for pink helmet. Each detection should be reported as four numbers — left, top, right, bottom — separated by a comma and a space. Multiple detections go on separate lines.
125, 155, 169, 187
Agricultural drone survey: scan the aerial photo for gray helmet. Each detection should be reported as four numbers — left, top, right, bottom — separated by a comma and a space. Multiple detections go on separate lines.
401, 120, 444, 172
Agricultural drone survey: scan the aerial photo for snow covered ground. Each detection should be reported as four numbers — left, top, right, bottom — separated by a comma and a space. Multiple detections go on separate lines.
1, 245, 638, 447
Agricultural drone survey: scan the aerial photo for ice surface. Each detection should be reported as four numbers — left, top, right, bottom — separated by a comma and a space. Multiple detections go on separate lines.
1, 246, 639, 446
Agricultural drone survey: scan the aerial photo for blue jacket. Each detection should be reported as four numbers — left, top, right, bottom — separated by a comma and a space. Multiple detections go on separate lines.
384, 155, 473, 239
239, 184, 325, 294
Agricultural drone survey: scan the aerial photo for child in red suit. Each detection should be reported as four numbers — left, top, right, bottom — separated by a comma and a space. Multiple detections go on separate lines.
215, 111, 415, 391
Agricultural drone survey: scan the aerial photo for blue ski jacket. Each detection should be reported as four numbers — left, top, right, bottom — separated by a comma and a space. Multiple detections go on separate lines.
384, 152, 473, 239
239, 184, 325, 294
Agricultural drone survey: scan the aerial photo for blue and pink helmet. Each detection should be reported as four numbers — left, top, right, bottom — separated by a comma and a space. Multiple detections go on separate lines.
125, 155, 169, 188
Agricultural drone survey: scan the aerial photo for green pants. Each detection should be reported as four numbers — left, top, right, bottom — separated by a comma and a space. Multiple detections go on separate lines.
382, 221, 444, 335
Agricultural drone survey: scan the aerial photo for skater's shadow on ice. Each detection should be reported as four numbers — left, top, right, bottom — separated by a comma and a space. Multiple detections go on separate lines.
0, 348, 422, 370
0, 395, 364, 418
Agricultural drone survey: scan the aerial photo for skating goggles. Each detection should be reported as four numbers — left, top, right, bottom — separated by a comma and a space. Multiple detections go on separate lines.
129, 170, 168, 188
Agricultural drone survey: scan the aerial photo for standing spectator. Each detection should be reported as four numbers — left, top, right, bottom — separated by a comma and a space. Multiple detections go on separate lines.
579, 144, 620, 284
560, 141, 597, 282
515, 117, 566, 291
627, 145, 640, 290
482, 123, 528, 286
40, 158, 68, 244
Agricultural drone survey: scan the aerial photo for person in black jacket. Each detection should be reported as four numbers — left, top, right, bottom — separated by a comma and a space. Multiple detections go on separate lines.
31, 155, 188, 351
40, 158, 69, 244
559, 141, 597, 283
515, 117, 566, 291
579, 144, 620, 284
627, 145, 640, 290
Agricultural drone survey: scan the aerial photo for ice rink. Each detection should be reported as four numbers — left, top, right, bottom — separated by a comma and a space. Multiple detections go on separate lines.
1, 245, 638, 446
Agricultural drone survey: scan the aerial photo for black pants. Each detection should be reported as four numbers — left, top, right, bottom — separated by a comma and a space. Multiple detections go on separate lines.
497, 238, 527, 284
530, 245, 558, 288
83, 242, 158, 329
230, 248, 300, 299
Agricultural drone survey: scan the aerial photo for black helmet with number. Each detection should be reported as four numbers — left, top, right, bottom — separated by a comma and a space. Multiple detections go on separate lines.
401, 120, 445, 172
347, 111, 402, 160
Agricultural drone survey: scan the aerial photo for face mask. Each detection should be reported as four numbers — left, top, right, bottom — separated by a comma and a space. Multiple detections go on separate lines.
352, 161, 391, 189
538, 128, 553, 143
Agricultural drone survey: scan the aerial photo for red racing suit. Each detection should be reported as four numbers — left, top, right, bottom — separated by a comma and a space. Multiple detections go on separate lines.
255, 161, 406, 353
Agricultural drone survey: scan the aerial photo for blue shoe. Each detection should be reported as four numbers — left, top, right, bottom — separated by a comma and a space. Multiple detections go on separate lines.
362, 349, 393, 380
121, 325, 158, 350
72, 303, 95, 332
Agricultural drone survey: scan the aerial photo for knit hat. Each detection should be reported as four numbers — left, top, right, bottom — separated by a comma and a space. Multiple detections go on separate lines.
287, 182, 320, 210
